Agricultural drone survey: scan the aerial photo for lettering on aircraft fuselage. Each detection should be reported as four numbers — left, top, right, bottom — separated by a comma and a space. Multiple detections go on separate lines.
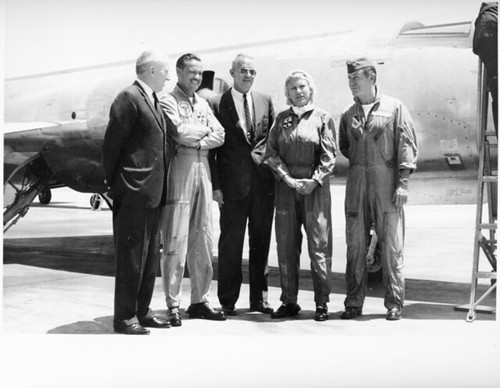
446, 187, 473, 197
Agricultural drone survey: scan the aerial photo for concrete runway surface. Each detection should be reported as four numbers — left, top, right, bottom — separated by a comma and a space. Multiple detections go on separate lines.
2, 185, 498, 388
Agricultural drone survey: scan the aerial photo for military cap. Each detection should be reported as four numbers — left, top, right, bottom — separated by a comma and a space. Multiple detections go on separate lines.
346, 57, 376, 74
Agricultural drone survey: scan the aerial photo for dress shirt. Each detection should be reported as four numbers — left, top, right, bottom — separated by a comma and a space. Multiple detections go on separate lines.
231, 88, 254, 139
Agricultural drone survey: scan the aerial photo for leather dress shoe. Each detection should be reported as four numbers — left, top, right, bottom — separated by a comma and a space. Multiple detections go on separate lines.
271, 303, 301, 319
167, 307, 182, 327
250, 301, 274, 314
113, 322, 150, 335
386, 308, 402, 321
139, 316, 171, 328
221, 305, 237, 316
314, 304, 329, 322
340, 306, 363, 320
187, 302, 227, 321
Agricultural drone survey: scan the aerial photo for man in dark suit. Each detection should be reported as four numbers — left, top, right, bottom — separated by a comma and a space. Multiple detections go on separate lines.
208, 54, 275, 315
103, 51, 172, 334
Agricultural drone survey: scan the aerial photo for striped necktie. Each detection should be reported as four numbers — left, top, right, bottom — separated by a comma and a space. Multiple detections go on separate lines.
243, 93, 254, 143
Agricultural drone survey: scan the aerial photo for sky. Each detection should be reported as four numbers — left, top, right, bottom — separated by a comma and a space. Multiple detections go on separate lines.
3, 0, 483, 78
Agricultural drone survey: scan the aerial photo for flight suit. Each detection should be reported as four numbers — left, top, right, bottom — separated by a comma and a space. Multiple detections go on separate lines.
160, 85, 224, 308
339, 92, 418, 311
265, 106, 337, 305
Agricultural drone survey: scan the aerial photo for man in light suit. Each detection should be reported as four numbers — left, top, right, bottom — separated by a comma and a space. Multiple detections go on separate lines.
208, 54, 275, 315
103, 51, 172, 335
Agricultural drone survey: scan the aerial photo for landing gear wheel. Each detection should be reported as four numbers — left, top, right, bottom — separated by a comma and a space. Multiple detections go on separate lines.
38, 189, 52, 205
367, 248, 383, 283
466, 311, 476, 322
3, 155, 52, 231
90, 193, 103, 210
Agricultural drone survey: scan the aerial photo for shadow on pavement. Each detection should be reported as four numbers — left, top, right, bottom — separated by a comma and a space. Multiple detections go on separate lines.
46, 301, 496, 334
47, 317, 115, 334
5, 235, 496, 329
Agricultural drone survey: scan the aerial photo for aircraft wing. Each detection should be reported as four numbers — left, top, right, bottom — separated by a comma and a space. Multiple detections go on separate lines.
4, 121, 60, 134
4, 122, 59, 166
3, 119, 108, 230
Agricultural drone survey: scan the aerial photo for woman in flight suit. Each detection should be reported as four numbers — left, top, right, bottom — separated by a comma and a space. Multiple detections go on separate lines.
265, 70, 337, 321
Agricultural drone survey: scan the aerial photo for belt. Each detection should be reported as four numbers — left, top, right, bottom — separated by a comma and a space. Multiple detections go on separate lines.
176, 146, 208, 156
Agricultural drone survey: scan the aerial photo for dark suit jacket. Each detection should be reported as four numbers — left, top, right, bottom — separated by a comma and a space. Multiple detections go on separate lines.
208, 89, 275, 201
103, 81, 170, 208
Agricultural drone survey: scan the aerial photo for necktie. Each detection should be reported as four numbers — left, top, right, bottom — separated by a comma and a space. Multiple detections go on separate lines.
152, 92, 165, 130
153, 92, 160, 112
243, 93, 254, 143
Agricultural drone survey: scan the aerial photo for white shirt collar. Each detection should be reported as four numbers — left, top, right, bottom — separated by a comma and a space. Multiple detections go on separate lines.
136, 78, 155, 101
231, 87, 251, 101
292, 102, 315, 117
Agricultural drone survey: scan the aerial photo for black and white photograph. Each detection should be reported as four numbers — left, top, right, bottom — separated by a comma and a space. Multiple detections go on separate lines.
2, 0, 498, 387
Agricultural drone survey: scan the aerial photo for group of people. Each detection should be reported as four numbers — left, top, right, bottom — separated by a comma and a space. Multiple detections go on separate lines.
103, 50, 418, 335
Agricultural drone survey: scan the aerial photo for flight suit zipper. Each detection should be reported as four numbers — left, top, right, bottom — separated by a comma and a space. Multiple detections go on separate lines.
294, 114, 299, 179
363, 104, 376, 227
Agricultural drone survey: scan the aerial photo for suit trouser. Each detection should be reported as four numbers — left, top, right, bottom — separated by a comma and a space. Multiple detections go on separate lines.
217, 186, 274, 307
275, 181, 332, 305
113, 203, 162, 325
344, 176, 405, 311
161, 151, 214, 308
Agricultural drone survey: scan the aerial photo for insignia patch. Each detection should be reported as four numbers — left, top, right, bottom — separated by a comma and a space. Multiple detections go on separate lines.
178, 101, 192, 118
351, 117, 364, 135
351, 117, 362, 130
283, 116, 293, 129
196, 111, 206, 124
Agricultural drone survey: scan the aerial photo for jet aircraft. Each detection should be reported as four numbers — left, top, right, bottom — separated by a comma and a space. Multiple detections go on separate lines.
3, 19, 492, 233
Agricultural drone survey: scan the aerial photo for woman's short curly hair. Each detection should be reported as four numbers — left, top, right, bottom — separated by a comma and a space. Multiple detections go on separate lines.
284, 70, 316, 105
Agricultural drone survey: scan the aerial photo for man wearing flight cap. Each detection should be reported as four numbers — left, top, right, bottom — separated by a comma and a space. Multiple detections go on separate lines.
339, 57, 418, 321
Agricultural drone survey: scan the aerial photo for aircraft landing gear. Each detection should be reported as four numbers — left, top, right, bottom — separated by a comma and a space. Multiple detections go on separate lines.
38, 188, 52, 205
367, 225, 383, 282
90, 193, 103, 210
90, 193, 112, 211
367, 248, 383, 283
3, 155, 52, 231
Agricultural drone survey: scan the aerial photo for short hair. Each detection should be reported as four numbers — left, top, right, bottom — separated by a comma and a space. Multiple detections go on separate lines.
135, 51, 168, 75
284, 70, 316, 105
176, 53, 202, 70
231, 53, 255, 70
136, 51, 155, 75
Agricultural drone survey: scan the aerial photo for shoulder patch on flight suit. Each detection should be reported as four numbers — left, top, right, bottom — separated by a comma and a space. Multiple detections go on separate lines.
178, 101, 192, 118
351, 116, 363, 129
351, 117, 363, 137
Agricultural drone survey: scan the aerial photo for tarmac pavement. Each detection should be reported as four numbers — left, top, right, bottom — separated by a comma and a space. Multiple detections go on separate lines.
1, 185, 498, 388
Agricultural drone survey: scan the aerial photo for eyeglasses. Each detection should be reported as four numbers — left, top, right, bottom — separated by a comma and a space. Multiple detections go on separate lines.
239, 68, 257, 76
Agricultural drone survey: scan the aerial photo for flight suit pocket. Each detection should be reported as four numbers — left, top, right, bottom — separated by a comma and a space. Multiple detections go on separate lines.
373, 122, 394, 163
344, 169, 363, 216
